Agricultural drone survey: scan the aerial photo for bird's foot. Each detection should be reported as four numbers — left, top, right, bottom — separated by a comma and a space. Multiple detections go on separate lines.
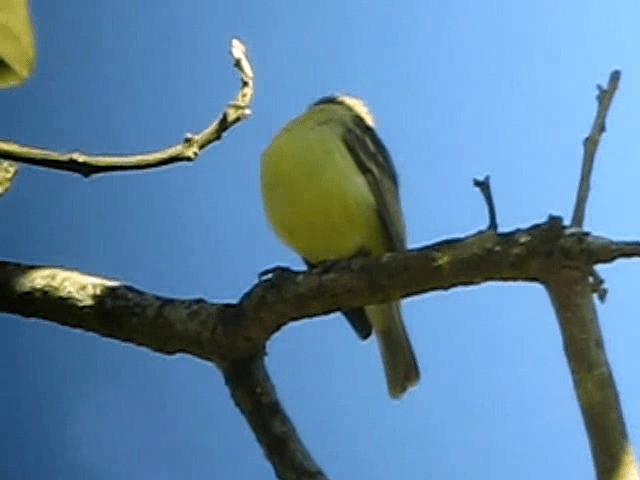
258, 265, 296, 281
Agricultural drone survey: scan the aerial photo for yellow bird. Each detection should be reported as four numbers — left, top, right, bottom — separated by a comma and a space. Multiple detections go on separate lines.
261, 95, 419, 398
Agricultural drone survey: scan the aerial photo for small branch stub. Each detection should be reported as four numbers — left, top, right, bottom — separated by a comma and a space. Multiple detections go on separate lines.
473, 175, 498, 231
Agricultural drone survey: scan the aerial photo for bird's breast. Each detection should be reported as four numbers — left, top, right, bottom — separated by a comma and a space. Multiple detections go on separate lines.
261, 127, 387, 263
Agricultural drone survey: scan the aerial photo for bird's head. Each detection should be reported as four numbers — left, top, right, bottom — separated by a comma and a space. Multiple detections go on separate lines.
312, 95, 376, 128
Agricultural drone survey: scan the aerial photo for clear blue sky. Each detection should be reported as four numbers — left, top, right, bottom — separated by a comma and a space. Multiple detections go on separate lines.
2, 1, 640, 479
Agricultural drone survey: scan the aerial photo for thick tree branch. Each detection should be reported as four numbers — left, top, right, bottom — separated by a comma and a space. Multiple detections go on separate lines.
0, 219, 554, 364
0, 38, 254, 177
546, 273, 639, 480
0, 263, 226, 361
223, 356, 328, 480
571, 70, 621, 228
3, 218, 640, 363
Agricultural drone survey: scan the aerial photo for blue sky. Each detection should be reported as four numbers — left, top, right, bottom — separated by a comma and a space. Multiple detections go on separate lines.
2, 1, 640, 479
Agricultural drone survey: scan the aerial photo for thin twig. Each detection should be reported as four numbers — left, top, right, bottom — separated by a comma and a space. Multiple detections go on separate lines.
571, 70, 621, 227
0, 38, 255, 177
473, 175, 498, 230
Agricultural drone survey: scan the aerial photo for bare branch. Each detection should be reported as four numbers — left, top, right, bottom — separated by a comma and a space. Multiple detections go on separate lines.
588, 236, 640, 264
571, 70, 621, 228
8, 216, 640, 363
224, 356, 328, 480
5, 219, 640, 479
549, 69, 639, 480
0, 38, 254, 177
0, 218, 568, 359
0, 262, 227, 362
545, 274, 640, 480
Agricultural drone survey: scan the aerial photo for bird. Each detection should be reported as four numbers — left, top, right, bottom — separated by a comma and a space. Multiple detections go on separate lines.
260, 95, 419, 398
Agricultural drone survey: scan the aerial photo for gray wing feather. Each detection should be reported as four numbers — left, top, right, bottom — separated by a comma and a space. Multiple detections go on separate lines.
341, 116, 407, 252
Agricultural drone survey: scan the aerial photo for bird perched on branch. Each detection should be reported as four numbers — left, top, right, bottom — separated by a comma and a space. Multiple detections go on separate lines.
261, 95, 420, 398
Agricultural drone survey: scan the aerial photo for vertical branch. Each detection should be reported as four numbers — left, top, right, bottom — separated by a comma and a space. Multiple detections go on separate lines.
552, 69, 638, 479
223, 356, 328, 480
571, 70, 621, 228
546, 273, 639, 480
473, 175, 498, 230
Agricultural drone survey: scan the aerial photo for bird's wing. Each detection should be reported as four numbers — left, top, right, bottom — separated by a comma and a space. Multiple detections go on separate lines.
304, 110, 407, 341
302, 258, 373, 339
339, 114, 408, 341
341, 115, 407, 252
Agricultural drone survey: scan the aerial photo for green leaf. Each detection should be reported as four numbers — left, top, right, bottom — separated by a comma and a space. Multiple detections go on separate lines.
0, 0, 35, 88
0, 161, 18, 196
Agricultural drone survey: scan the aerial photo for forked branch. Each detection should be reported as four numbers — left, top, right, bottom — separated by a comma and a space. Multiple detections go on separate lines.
547, 69, 639, 480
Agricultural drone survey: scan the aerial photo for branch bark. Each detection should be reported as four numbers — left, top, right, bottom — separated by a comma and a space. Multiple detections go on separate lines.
545, 273, 638, 480
224, 356, 328, 480
547, 69, 639, 480
2, 219, 640, 364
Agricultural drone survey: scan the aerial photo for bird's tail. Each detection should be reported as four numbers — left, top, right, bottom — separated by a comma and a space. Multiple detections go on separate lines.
367, 302, 420, 399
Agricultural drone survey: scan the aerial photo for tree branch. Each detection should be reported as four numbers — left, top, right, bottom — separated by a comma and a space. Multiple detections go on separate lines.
545, 273, 639, 480
0, 218, 557, 364
571, 70, 621, 228
588, 236, 640, 264
549, 69, 639, 480
0, 38, 254, 177
0, 262, 226, 361
223, 356, 328, 480
473, 175, 498, 230
4, 217, 640, 363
